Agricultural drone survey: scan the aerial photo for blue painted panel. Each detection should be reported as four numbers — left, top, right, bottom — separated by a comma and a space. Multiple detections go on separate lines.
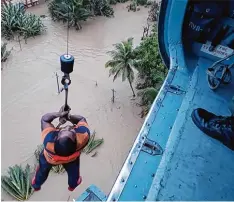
119, 93, 185, 200
147, 58, 234, 201
76, 185, 107, 201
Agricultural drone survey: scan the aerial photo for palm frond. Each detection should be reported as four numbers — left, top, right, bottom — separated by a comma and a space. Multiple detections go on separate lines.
107, 50, 125, 61
51, 165, 65, 173
113, 42, 125, 56
108, 62, 123, 76
1, 164, 34, 201
105, 59, 122, 68
82, 130, 104, 154
113, 68, 122, 81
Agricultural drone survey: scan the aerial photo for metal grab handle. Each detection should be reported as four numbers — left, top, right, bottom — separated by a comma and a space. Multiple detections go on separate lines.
207, 52, 234, 90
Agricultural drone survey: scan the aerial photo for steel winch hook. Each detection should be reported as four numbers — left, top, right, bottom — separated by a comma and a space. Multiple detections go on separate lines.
61, 74, 71, 86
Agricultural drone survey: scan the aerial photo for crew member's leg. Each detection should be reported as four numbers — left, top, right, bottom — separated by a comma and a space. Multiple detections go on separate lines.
191, 108, 234, 150
32, 152, 52, 191
63, 157, 82, 191
229, 96, 234, 115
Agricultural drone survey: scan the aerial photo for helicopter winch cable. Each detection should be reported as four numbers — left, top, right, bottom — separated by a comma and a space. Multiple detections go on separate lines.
57, 0, 75, 127
66, 0, 69, 56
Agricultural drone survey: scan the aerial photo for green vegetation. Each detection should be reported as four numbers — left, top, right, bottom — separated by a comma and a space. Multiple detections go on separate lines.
48, 0, 90, 30
134, 28, 167, 116
127, 1, 137, 12
90, 0, 114, 16
105, 37, 136, 97
109, 0, 128, 5
127, 0, 153, 12
1, 2, 45, 41
1, 164, 34, 201
148, 1, 161, 22
134, 27, 167, 89
105, 22, 166, 117
48, 0, 114, 30
1, 42, 11, 63
82, 130, 104, 154
137, 87, 158, 116
136, 0, 148, 6
34, 144, 44, 161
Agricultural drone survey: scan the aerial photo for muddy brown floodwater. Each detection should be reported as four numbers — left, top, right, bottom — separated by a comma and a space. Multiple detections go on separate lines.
1, 2, 148, 201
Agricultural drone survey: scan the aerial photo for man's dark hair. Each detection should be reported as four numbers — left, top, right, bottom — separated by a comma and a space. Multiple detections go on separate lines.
54, 135, 77, 156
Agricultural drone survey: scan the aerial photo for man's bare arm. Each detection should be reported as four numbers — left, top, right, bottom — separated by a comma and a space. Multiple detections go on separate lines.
41, 112, 67, 131
68, 114, 86, 125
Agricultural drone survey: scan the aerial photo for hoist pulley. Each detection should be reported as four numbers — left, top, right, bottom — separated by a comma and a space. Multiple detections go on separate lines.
60, 54, 74, 74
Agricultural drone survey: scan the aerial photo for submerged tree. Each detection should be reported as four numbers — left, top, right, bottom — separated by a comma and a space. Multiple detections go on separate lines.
127, 0, 137, 12
48, 0, 91, 30
136, 0, 148, 6
1, 2, 45, 41
105, 38, 136, 97
48, 0, 114, 30
88, 0, 114, 17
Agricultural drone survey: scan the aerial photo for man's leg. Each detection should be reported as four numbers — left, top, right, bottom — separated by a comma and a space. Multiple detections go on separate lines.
32, 152, 52, 191
63, 157, 82, 191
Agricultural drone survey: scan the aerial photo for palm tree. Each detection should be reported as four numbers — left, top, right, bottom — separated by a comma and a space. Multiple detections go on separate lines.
105, 37, 136, 97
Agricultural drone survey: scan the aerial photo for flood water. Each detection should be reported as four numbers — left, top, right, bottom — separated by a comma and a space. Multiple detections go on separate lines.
1, 2, 148, 200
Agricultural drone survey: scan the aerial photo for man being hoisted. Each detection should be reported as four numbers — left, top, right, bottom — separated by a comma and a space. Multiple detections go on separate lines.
32, 105, 90, 191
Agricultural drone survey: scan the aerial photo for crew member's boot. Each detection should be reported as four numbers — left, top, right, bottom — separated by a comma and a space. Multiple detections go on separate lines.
191, 108, 234, 150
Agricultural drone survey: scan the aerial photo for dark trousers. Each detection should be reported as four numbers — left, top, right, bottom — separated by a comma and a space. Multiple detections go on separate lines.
32, 152, 80, 189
